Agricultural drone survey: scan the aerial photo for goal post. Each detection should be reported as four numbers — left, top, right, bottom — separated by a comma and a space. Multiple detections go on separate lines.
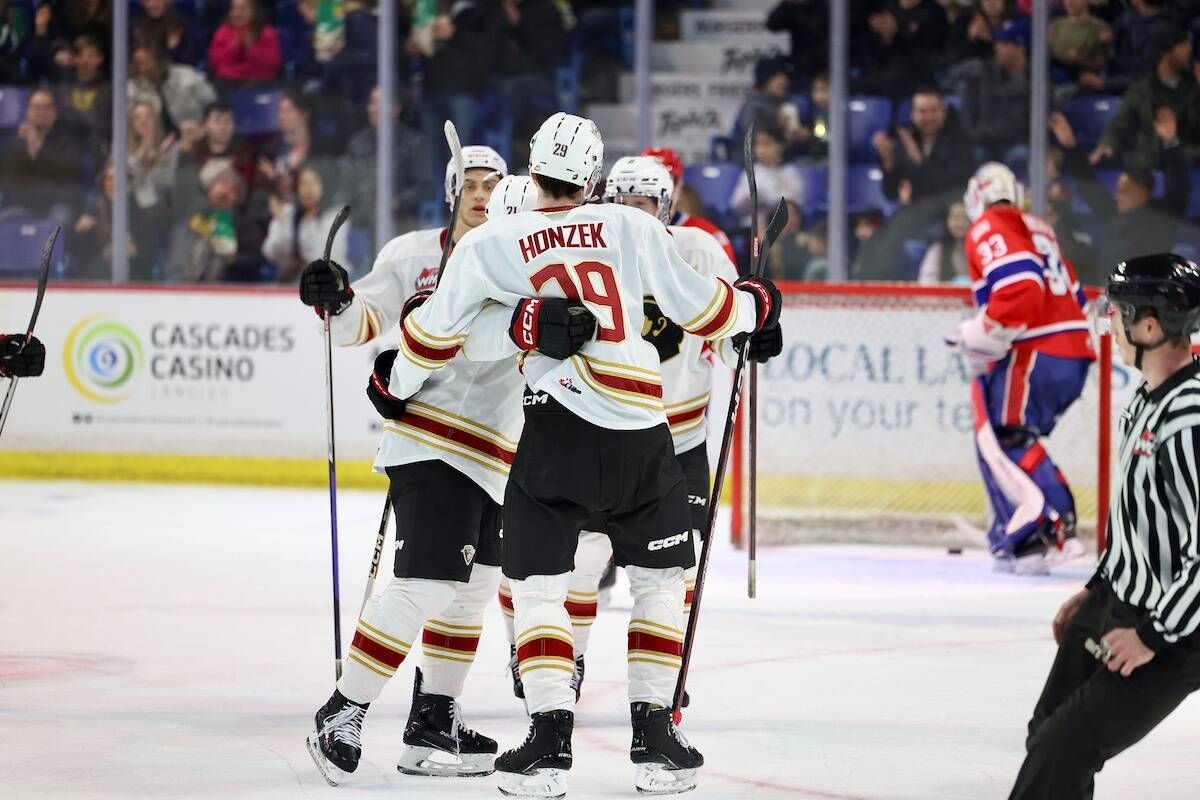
729, 281, 1114, 553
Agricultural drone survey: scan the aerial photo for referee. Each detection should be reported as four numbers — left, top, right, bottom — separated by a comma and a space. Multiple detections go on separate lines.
1011, 253, 1200, 799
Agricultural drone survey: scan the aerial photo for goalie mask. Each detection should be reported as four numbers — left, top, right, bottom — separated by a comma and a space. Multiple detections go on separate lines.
964, 162, 1024, 222
529, 112, 604, 200
445, 146, 508, 206
604, 156, 674, 224
486, 175, 539, 218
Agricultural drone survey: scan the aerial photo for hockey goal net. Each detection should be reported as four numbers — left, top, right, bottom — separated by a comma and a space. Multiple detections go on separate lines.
727, 282, 1115, 552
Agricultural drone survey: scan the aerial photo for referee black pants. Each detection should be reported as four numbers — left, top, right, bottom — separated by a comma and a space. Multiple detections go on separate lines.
1010, 582, 1200, 799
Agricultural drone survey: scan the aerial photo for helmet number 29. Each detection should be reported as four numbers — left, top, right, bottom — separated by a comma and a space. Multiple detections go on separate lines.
530, 260, 626, 343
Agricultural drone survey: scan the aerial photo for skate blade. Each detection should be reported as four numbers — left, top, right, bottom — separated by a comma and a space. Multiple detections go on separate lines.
1045, 538, 1086, 569
305, 732, 346, 787
1013, 551, 1050, 576
397, 745, 494, 777
497, 767, 567, 798
635, 764, 698, 795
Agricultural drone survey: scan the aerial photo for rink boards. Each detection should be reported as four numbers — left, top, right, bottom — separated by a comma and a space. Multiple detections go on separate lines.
0, 285, 1129, 523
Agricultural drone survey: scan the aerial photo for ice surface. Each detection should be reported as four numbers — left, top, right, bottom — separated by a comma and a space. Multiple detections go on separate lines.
3, 480, 1199, 799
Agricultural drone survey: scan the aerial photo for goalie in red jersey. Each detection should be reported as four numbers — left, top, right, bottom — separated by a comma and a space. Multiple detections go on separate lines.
946, 162, 1095, 574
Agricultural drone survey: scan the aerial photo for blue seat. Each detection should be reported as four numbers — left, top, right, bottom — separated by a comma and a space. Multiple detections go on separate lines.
346, 227, 371, 274
0, 86, 30, 129
847, 165, 895, 216
684, 163, 742, 221
226, 89, 282, 136
847, 95, 892, 162
418, 200, 445, 230
0, 219, 66, 277
901, 238, 930, 281
1062, 95, 1121, 146
795, 164, 828, 217
1188, 171, 1200, 219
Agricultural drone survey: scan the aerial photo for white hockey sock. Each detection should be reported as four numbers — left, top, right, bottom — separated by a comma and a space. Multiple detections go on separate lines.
511, 572, 575, 714
498, 577, 516, 645
626, 565, 686, 708
419, 565, 501, 697
569, 530, 612, 657
337, 577, 457, 705
684, 562, 697, 627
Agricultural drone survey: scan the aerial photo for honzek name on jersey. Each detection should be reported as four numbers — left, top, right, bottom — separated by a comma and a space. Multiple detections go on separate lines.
390, 202, 759, 432
518, 222, 607, 262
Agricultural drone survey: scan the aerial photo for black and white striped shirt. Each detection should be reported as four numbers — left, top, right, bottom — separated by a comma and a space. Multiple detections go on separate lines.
1096, 359, 1200, 651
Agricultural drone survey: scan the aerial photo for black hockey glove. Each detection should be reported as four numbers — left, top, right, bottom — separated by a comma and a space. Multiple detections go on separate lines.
509, 298, 597, 360
0, 334, 46, 378
642, 299, 685, 362
734, 276, 782, 332
366, 349, 407, 420
733, 324, 783, 364
401, 290, 432, 323
299, 259, 353, 314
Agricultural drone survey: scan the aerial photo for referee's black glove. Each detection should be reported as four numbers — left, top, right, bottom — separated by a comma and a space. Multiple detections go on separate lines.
300, 259, 353, 315
0, 334, 45, 378
510, 298, 597, 360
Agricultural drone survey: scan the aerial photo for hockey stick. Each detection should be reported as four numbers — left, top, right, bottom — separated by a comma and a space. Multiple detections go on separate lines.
434, 121, 464, 289
321, 204, 351, 681
358, 123, 462, 612
743, 125, 760, 599
673, 198, 788, 717
359, 495, 391, 614
0, 225, 59, 440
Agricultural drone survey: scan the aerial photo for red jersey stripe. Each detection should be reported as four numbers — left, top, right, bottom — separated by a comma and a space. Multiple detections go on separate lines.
399, 410, 517, 466
689, 280, 737, 339
422, 629, 481, 654
517, 636, 574, 663
351, 630, 407, 669
628, 630, 683, 658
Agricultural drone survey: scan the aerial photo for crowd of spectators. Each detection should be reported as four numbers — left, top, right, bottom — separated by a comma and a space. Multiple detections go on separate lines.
0, 0, 579, 282
750, 0, 1200, 282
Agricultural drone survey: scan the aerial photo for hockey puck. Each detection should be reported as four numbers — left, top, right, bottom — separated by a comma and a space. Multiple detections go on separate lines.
947, 547, 963, 555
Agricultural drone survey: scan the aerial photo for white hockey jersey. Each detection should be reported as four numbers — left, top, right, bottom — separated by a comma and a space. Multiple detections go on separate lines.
655, 225, 739, 454
328, 227, 524, 504
390, 202, 759, 431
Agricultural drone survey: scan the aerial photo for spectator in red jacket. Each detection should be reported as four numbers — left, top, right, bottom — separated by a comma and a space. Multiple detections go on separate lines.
207, 0, 282, 85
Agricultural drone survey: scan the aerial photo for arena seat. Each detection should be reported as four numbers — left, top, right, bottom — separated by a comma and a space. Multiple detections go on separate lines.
0, 86, 30, 130
0, 218, 66, 278
226, 89, 282, 136
795, 164, 828, 217
684, 163, 742, 223
1061, 95, 1121, 146
847, 165, 895, 216
847, 95, 892, 162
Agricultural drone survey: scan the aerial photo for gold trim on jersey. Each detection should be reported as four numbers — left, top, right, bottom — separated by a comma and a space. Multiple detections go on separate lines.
570, 355, 665, 412
665, 393, 709, 436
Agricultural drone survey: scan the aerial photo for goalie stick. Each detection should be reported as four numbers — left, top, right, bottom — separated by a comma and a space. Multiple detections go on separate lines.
0, 225, 59, 440
359, 122, 463, 615
320, 204, 351, 681
673, 197, 789, 719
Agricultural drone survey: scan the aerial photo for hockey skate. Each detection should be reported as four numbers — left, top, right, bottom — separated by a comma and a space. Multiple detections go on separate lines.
397, 668, 496, 777
569, 655, 585, 701
496, 710, 573, 798
630, 702, 703, 795
305, 689, 368, 787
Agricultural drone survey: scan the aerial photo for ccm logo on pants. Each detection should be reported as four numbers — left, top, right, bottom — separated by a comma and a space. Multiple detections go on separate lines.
648, 531, 690, 551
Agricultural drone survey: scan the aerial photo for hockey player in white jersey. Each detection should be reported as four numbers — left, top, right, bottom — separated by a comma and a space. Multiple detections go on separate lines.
382, 112, 782, 797
497, 157, 785, 711
298, 146, 597, 786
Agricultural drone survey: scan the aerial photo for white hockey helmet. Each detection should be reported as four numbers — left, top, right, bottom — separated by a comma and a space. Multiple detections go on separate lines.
445, 145, 508, 206
964, 161, 1024, 222
528, 112, 604, 199
486, 175, 539, 218
604, 156, 674, 223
